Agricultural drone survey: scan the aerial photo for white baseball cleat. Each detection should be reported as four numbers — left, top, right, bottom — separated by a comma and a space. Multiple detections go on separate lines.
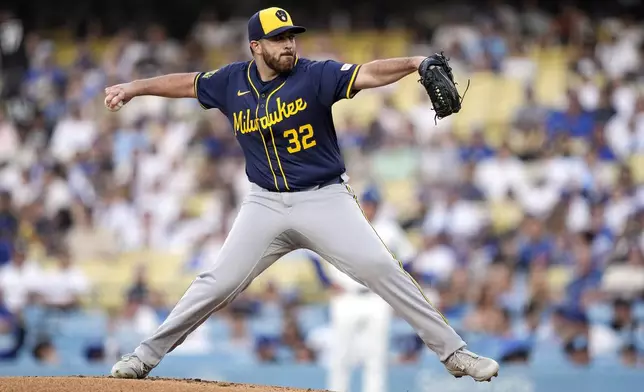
443, 349, 500, 382
111, 354, 153, 379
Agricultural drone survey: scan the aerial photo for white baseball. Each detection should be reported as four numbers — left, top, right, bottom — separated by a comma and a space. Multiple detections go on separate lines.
105, 97, 125, 112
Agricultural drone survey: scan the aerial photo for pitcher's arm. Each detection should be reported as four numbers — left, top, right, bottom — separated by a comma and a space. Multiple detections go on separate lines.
105, 72, 199, 109
352, 57, 425, 90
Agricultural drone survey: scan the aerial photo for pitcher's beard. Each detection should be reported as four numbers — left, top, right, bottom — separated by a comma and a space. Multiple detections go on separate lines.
264, 53, 295, 73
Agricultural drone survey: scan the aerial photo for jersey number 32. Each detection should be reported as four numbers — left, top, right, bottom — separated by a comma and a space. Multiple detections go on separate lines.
284, 124, 316, 154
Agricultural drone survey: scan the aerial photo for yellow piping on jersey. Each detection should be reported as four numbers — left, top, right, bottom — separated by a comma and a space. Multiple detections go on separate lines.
346, 65, 362, 99
193, 73, 208, 110
343, 184, 449, 324
247, 60, 280, 191
265, 81, 290, 191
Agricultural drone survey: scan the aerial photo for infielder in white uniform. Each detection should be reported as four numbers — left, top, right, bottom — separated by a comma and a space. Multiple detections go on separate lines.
309, 186, 417, 392
107, 6, 500, 385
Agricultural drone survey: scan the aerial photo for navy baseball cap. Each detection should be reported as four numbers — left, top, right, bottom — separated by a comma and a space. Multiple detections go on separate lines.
247, 7, 306, 42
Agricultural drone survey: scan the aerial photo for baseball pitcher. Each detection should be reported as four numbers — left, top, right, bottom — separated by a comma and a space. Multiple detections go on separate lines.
106, 7, 499, 385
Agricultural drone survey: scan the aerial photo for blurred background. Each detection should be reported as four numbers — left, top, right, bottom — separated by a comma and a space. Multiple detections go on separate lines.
0, 0, 644, 391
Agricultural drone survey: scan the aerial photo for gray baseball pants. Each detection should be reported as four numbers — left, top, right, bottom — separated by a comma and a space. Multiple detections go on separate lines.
134, 182, 465, 368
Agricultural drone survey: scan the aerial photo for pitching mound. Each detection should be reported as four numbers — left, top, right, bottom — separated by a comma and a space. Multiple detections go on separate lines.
0, 377, 326, 392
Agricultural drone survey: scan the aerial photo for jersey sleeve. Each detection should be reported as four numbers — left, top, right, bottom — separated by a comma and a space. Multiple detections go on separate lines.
193, 65, 232, 112
308, 60, 362, 107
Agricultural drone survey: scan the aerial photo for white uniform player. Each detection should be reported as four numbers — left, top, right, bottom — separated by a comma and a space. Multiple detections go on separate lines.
310, 187, 417, 392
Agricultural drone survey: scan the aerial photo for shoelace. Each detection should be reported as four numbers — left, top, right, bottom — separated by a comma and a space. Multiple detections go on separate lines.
121, 355, 150, 373
450, 350, 479, 371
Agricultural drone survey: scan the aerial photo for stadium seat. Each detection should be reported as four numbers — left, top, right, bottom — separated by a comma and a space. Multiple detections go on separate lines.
531, 341, 568, 366
332, 89, 382, 128
52, 310, 108, 338
534, 56, 568, 107
249, 254, 323, 300
452, 72, 497, 137
53, 40, 78, 67
248, 316, 284, 337
488, 199, 524, 234
629, 154, 644, 184
207, 316, 232, 341
488, 76, 525, 128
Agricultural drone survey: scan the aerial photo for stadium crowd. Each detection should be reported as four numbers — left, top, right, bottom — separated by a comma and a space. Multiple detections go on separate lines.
0, 1, 644, 371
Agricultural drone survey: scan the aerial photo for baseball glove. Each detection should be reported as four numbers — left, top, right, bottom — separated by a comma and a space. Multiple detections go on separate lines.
418, 52, 469, 123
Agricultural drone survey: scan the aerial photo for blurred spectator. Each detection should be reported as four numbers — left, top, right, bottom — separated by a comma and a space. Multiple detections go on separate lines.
375, 95, 406, 138
112, 295, 159, 351
0, 108, 20, 162
0, 10, 28, 101
557, 307, 621, 358
49, 104, 97, 164
478, 20, 508, 72
515, 300, 545, 340
32, 339, 59, 365
293, 343, 316, 363
0, 242, 44, 312
394, 335, 424, 364
516, 216, 555, 269
610, 298, 639, 338
127, 264, 150, 304
225, 306, 254, 351
474, 143, 530, 202
255, 336, 279, 363
414, 233, 458, 286
565, 239, 603, 308
66, 202, 118, 263
619, 343, 639, 368
39, 248, 90, 311
546, 90, 595, 140
94, 188, 140, 251
590, 124, 617, 162
498, 340, 531, 365
0, 191, 18, 265
281, 316, 306, 352
459, 130, 495, 163
513, 85, 547, 133
564, 335, 591, 366
84, 344, 106, 363
596, 25, 642, 82
422, 187, 487, 239
463, 284, 502, 334
0, 289, 26, 360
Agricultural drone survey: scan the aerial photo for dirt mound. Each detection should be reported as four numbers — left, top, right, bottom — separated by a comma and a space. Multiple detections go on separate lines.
0, 377, 325, 392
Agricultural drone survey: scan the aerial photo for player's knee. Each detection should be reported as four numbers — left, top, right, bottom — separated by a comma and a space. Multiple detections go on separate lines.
356, 251, 400, 280
197, 270, 246, 300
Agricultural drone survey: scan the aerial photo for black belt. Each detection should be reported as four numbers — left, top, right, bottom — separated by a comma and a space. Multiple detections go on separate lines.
287, 176, 344, 192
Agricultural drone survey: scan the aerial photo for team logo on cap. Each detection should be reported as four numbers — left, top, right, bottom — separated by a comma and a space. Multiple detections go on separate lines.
275, 9, 288, 22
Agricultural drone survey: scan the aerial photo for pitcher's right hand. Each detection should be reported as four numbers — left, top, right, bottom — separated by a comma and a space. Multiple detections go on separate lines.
104, 83, 134, 112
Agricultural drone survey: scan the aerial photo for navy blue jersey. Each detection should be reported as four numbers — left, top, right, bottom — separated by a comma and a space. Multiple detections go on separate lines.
194, 58, 361, 192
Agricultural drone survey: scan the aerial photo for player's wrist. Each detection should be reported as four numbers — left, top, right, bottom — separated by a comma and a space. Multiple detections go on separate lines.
128, 80, 144, 98
412, 56, 427, 71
